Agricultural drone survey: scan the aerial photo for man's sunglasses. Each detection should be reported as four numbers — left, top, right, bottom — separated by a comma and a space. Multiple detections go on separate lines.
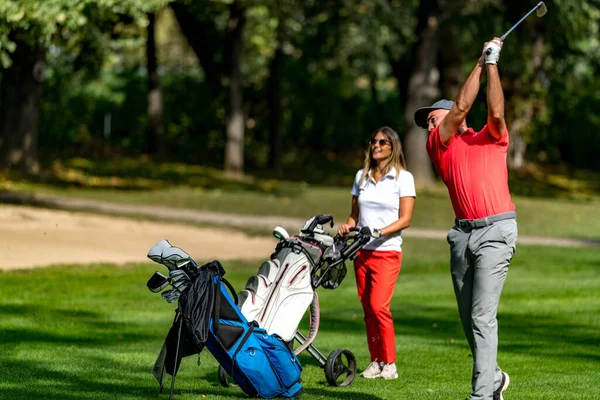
369, 138, 391, 146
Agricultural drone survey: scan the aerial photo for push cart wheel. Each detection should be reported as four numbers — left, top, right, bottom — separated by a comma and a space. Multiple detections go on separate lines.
217, 365, 238, 388
324, 348, 356, 387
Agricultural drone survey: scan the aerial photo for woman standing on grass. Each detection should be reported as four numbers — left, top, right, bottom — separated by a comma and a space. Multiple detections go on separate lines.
338, 126, 416, 380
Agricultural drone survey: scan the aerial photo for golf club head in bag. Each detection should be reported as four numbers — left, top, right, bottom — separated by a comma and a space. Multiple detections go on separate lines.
273, 226, 290, 240
147, 239, 173, 265
161, 288, 182, 303
499, 2, 547, 41
169, 269, 191, 293
147, 271, 170, 293
160, 247, 194, 270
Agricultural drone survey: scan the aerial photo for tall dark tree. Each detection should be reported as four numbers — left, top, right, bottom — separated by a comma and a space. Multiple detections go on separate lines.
0, 35, 44, 173
402, 0, 440, 188
170, 0, 247, 175
147, 12, 165, 156
267, 25, 285, 175
0, 0, 169, 172
224, 1, 247, 176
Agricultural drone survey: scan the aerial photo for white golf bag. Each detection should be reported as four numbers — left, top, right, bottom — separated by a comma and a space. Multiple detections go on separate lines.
225, 215, 372, 388
237, 214, 368, 345
238, 235, 326, 342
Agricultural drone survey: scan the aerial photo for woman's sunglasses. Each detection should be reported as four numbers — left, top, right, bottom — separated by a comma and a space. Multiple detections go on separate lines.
369, 138, 391, 146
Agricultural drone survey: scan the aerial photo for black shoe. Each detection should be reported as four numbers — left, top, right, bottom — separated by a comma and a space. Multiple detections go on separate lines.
493, 372, 510, 400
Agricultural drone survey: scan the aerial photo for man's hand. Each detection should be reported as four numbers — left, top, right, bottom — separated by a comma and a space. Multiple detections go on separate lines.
483, 38, 503, 65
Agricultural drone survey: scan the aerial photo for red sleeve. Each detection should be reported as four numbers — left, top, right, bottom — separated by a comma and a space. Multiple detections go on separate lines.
426, 126, 450, 170
480, 124, 509, 149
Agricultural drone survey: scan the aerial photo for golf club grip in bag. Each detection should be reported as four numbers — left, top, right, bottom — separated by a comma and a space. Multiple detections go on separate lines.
205, 270, 303, 398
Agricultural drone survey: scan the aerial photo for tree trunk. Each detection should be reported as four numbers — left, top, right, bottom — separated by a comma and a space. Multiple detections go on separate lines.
438, 22, 462, 99
224, 1, 246, 176
170, 2, 222, 88
267, 28, 284, 176
506, 34, 545, 171
146, 12, 165, 156
402, 0, 440, 188
0, 38, 44, 174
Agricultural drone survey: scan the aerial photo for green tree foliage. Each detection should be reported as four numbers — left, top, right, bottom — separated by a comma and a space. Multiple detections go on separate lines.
0, 0, 170, 172
0, 0, 169, 67
2, 0, 598, 179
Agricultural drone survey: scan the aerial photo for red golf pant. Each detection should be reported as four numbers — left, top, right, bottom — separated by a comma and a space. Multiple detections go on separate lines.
354, 250, 402, 364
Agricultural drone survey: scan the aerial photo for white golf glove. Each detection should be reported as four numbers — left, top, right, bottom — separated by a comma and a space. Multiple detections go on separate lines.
484, 41, 502, 65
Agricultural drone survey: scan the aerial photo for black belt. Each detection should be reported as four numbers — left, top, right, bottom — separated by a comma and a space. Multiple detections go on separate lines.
455, 211, 516, 230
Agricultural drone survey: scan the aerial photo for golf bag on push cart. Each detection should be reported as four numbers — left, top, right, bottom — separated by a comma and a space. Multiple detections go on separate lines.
146, 241, 303, 399
219, 214, 373, 389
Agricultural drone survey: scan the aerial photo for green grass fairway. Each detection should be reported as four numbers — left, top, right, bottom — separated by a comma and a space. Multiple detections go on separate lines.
1, 239, 599, 399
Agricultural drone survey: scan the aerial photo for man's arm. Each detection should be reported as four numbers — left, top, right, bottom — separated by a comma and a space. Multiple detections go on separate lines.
486, 63, 506, 140
439, 59, 485, 144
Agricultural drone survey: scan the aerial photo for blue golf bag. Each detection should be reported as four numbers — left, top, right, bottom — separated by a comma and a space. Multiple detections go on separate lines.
206, 274, 303, 398
147, 245, 303, 399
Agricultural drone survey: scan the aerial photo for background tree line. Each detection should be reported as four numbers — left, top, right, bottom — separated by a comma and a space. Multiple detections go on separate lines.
0, 0, 598, 187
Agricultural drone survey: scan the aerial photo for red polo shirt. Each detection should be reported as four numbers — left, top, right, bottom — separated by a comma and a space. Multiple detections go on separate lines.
426, 124, 515, 220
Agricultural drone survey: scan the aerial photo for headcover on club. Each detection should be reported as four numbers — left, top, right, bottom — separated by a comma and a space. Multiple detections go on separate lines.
159, 247, 192, 271
147, 239, 172, 264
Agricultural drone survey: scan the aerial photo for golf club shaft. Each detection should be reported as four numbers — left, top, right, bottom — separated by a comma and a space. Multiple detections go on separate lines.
500, 1, 544, 41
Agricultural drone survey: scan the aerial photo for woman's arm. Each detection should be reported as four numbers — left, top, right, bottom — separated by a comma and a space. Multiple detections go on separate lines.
379, 196, 415, 236
337, 196, 359, 235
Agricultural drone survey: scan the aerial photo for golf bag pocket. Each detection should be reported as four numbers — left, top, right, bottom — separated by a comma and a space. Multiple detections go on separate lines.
254, 332, 302, 388
231, 328, 302, 398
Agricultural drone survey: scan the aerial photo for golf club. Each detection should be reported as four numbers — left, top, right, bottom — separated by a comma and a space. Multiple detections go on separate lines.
147, 271, 170, 293
500, 2, 547, 41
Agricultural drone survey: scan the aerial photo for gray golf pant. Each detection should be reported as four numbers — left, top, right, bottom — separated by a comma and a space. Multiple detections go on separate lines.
447, 213, 517, 400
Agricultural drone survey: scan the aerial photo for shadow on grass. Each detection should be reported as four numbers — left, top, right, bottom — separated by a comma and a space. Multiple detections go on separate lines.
316, 303, 600, 363
306, 387, 384, 400
0, 304, 156, 350
0, 356, 383, 400
0, 358, 159, 400
0, 359, 253, 400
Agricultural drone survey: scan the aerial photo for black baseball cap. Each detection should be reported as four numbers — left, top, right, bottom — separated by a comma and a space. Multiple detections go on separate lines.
413, 99, 454, 129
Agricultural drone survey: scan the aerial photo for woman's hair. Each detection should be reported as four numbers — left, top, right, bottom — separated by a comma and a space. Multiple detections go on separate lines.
360, 126, 407, 184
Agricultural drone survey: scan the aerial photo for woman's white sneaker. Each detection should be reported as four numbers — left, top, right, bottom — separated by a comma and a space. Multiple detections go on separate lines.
379, 363, 398, 380
360, 361, 382, 378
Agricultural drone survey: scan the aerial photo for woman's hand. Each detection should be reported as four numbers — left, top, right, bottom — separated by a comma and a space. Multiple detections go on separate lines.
337, 223, 354, 236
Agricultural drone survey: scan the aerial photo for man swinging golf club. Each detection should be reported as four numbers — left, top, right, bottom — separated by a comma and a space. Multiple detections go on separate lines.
413, 37, 518, 400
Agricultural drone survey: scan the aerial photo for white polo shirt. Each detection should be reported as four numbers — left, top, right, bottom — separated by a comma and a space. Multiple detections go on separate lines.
351, 167, 416, 252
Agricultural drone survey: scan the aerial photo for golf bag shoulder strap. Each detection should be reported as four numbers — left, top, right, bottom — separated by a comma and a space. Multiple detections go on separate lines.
212, 275, 240, 338
230, 320, 258, 364
221, 277, 238, 304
